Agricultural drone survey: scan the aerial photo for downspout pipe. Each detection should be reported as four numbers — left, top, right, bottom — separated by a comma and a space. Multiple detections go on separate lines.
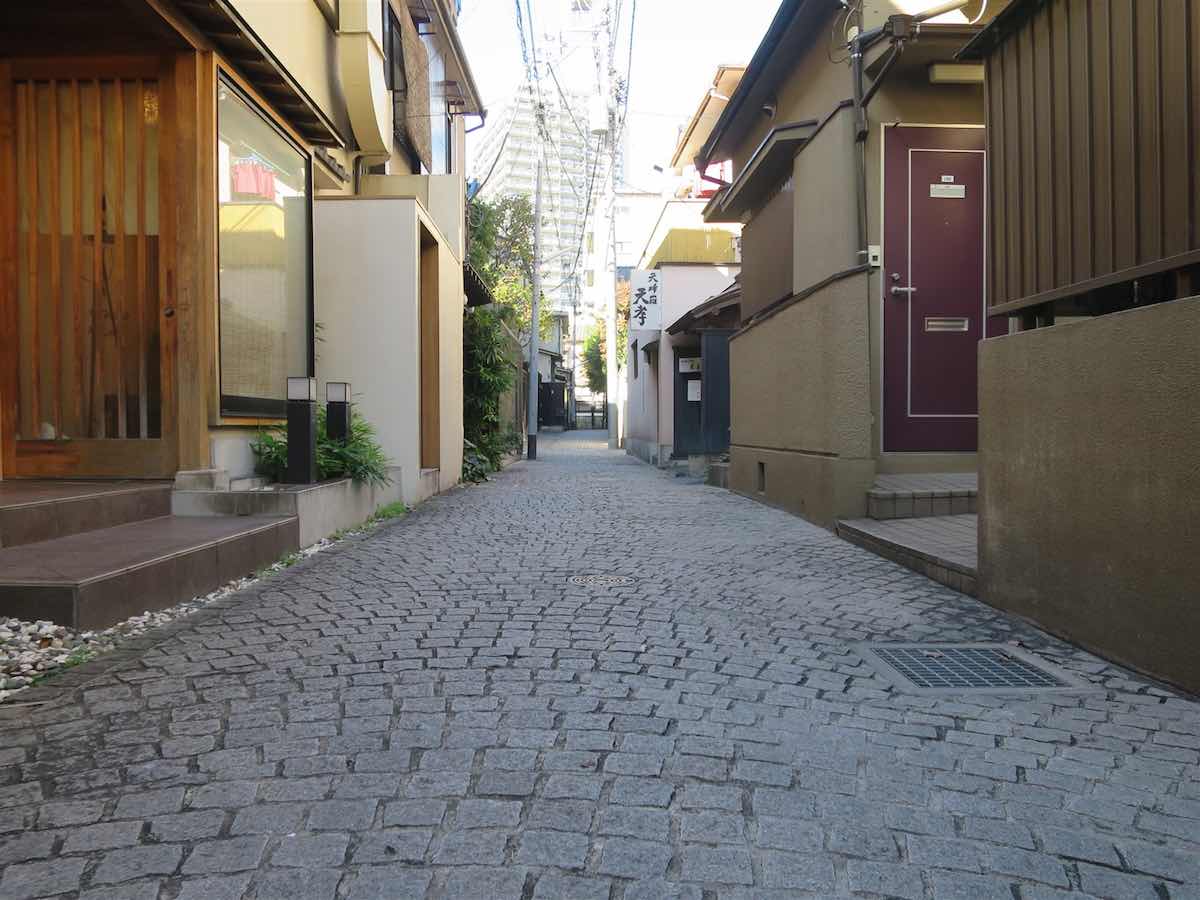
849, 19, 906, 266
465, 111, 488, 134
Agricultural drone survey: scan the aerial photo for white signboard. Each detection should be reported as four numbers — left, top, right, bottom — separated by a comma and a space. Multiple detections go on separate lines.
679, 357, 702, 373
629, 269, 661, 331
687, 381, 702, 402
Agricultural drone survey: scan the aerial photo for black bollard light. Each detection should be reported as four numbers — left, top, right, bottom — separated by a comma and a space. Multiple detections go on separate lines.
286, 376, 317, 484
326, 381, 351, 444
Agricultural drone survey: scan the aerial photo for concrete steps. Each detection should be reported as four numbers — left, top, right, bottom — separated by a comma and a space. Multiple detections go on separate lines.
0, 480, 296, 628
837, 514, 978, 596
0, 481, 172, 548
867, 472, 977, 520
0, 513, 297, 629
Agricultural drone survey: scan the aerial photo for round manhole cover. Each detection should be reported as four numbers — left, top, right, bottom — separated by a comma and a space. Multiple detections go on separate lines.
568, 574, 635, 587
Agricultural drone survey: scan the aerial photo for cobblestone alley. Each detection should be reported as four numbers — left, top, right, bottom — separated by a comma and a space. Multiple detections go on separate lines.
1, 432, 1197, 900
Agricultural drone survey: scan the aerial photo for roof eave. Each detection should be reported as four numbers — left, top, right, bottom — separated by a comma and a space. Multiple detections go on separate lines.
696, 0, 823, 168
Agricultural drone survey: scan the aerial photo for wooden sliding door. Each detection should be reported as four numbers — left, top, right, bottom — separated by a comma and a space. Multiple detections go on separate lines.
1, 58, 179, 477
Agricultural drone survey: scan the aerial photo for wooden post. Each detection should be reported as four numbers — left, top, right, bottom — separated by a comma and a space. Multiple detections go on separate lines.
172, 52, 209, 472
0, 63, 18, 476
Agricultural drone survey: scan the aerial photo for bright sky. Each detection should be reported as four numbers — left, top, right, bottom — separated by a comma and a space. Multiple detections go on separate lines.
459, 0, 784, 189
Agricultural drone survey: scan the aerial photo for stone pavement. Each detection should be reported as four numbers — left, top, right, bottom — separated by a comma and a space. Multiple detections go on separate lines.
1, 431, 1197, 900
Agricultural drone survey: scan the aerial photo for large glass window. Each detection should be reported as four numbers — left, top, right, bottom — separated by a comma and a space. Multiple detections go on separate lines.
422, 33, 452, 175
217, 76, 312, 416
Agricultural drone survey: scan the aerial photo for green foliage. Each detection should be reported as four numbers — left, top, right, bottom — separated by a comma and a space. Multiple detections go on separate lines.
250, 406, 392, 488
371, 501, 408, 522
469, 194, 534, 285
468, 193, 554, 340
461, 438, 493, 483
463, 305, 525, 482
582, 323, 607, 396
580, 281, 633, 396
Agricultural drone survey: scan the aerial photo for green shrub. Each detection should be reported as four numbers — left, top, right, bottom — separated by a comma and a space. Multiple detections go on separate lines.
250, 406, 391, 487
462, 439, 492, 483
464, 305, 520, 477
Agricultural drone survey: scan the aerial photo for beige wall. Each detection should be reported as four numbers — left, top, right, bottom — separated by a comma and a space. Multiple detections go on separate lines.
739, 183, 794, 321
228, 0, 352, 141
979, 296, 1200, 694
728, 272, 874, 525
314, 196, 462, 505
437, 233, 464, 489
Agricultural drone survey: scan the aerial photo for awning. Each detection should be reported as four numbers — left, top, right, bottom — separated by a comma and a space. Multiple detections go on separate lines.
464, 263, 496, 308
703, 119, 818, 222
666, 279, 742, 335
177, 0, 345, 147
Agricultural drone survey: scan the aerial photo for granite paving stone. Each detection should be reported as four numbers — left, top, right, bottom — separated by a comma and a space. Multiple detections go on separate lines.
0, 432, 1197, 897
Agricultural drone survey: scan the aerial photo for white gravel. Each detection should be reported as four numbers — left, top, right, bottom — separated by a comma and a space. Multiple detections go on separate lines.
0, 537, 337, 704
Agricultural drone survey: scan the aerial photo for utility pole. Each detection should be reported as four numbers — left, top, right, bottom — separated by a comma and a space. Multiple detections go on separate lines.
526, 157, 544, 460
603, 181, 618, 449
569, 279, 578, 428
592, 1, 620, 450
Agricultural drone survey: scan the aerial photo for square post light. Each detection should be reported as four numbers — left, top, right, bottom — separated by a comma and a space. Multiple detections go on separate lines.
326, 381, 351, 444
286, 376, 317, 484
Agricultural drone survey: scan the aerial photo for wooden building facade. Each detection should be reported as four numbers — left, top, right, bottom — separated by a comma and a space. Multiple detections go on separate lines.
963, 0, 1200, 321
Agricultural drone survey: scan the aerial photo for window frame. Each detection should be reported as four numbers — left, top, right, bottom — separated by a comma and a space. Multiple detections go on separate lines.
215, 71, 315, 419
383, 4, 407, 95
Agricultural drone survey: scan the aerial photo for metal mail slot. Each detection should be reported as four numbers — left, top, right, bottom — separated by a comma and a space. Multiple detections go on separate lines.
925, 317, 970, 332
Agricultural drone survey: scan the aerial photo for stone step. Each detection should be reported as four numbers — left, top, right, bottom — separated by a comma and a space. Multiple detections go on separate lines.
0, 481, 172, 548
0, 514, 298, 629
229, 475, 271, 491
836, 514, 978, 596
867, 473, 977, 520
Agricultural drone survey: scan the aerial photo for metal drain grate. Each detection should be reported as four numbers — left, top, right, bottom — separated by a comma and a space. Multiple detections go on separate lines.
569, 574, 635, 587
857, 643, 1097, 695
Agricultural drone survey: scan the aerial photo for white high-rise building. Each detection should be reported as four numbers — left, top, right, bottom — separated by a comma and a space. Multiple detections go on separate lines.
470, 88, 599, 318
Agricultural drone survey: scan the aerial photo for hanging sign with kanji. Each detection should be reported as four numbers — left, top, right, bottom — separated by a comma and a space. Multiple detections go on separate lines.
629, 269, 661, 331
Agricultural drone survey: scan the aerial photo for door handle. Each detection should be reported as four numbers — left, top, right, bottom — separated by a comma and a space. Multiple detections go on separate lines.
890, 286, 916, 296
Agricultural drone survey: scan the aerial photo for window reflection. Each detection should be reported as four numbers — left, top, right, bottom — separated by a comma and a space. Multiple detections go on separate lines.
217, 77, 311, 415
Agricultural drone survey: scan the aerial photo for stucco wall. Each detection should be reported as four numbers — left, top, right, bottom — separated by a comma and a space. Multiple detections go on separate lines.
625, 335, 660, 463
314, 197, 462, 506
728, 272, 874, 526
228, 0, 351, 140
739, 183, 794, 321
437, 236, 464, 491
979, 297, 1200, 694
314, 198, 420, 501
657, 266, 737, 456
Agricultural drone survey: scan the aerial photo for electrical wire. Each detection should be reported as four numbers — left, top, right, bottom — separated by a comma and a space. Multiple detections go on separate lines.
547, 62, 590, 142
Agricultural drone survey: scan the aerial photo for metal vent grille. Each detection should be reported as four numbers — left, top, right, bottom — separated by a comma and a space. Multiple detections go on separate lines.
857, 643, 1096, 694
569, 574, 635, 587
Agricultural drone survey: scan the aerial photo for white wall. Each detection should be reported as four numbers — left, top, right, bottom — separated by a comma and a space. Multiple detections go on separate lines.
658, 265, 737, 453
314, 197, 424, 504
625, 333, 660, 463
625, 263, 736, 463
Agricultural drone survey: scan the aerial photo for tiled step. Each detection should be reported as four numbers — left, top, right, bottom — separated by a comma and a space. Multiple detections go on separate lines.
0, 514, 298, 629
837, 514, 978, 596
867, 472, 977, 520
0, 481, 172, 548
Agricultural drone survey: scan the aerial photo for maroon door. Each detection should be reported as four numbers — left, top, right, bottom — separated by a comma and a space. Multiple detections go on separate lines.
882, 126, 995, 452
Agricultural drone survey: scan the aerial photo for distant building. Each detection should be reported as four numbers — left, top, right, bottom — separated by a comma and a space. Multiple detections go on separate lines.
471, 89, 598, 316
